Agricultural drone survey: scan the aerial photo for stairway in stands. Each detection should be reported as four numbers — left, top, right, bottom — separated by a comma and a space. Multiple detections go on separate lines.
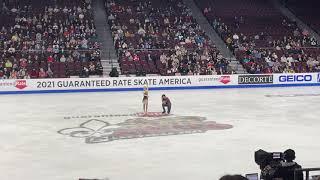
93, 0, 119, 76
184, 0, 246, 74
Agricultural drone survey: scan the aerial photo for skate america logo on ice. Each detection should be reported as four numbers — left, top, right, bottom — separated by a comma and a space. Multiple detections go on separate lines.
58, 117, 233, 144
198, 76, 231, 84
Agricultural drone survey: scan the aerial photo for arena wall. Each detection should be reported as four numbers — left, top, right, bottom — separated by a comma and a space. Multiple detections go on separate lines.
0, 73, 320, 94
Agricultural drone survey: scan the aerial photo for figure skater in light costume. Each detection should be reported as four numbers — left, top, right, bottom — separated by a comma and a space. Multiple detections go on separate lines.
142, 86, 149, 114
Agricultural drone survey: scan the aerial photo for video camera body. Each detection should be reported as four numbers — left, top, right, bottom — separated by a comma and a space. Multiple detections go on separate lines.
255, 150, 284, 180
255, 149, 303, 180
255, 149, 285, 169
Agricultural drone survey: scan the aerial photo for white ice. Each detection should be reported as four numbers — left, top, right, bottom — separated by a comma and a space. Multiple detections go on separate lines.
0, 87, 319, 180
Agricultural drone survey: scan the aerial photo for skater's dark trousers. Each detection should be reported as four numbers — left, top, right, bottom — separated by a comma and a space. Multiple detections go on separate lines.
162, 103, 171, 114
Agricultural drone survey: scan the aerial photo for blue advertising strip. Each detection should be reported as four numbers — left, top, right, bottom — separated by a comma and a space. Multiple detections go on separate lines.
1, 83, 320, 95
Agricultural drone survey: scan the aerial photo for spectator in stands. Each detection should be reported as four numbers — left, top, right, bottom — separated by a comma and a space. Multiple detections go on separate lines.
0, 70, 3, 79
39, 68, 47, 78
81, 67, 90, 78
47, 65, 54, 78
89, 62, 96, 75
60, 55, 67, 63
109, 67, 119, 77
5, 59, 12, 69
3, 68, 10, 79
10, 70, 18, 79
18, 68, 28, 79
95, 62, 103, 76
133, 54, 140, 61
30, 69, 38, 79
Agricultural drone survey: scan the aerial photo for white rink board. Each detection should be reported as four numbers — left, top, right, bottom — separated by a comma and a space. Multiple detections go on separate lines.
1, 73, 320, 94
0, 75, 236, 92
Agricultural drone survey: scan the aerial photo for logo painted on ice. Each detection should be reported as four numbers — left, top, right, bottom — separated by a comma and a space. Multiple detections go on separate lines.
219, 76, 231, 84
15, 80, 27, 89
58, 117, 233, 144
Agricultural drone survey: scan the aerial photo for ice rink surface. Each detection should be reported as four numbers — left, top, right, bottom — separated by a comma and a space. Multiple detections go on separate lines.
0, 87, 319, 180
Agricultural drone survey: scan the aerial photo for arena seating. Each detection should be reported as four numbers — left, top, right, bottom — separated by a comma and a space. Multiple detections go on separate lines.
1, 0, 320, 78
105, 0, 233, 76
195, 0, 320, 74
286, 0, 320, 35
0, 0, 103, 79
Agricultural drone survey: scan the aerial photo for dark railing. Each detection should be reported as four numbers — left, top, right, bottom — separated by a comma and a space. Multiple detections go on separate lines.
295, 168, 320, 180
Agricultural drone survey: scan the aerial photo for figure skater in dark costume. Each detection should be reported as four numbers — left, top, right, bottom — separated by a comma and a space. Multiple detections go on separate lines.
161, 94, 171, 114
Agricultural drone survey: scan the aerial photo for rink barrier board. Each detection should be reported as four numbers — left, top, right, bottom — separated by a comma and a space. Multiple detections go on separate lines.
1, 73, 320, 95
1, 83, 320, 95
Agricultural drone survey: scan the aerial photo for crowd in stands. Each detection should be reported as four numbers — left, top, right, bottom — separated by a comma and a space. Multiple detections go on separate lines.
106, 0, 234, 76
196, 0, 320, 74
2, 0, 320, 78
0, 0, 103, 79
